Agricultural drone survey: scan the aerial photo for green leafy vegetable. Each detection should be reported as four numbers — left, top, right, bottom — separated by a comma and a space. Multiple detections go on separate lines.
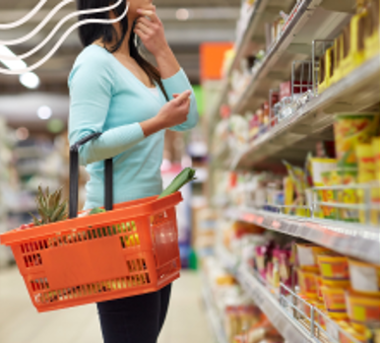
158, 168, 196, 199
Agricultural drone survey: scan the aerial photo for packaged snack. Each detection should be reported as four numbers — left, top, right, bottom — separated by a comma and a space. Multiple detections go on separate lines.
348, 258, 380, 294
296, 243, 330, 272
319, 170, 339, 220
298, 269, 319, 297
372, 137, 380, 225
321, 286, 348, 320
334, 114, 379, 168
337, 168, 359, 222
345, 291, 380, 326
356, 143, 377, 223
317, 254, 349, 280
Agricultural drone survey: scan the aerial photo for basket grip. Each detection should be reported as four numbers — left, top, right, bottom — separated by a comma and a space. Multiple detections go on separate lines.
69, 133, 113, 219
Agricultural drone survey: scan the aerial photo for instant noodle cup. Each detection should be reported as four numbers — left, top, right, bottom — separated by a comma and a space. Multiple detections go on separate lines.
348, 259, 380, 294
322, 278, 351, 289
334, 113, 379, 168
372, 138, 380, 225
318, 254, 349, 280
319, 170, 339, 219
298, 269, 319, 297
315, 301, 328, 330
296, 243, 330, 272
338, 322, 370, 343
345, 291, 380, 326
316, 275, 324, 300
321, 286, 348, 320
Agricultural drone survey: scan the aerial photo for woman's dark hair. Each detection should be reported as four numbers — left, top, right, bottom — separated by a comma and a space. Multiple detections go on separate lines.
76, 0, 168, 100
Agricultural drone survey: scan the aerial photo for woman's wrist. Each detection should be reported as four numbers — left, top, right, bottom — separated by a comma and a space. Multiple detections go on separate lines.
140, 116, 165, 137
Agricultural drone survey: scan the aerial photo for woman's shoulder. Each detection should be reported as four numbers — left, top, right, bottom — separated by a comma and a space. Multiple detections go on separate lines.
68, 45, 114, 86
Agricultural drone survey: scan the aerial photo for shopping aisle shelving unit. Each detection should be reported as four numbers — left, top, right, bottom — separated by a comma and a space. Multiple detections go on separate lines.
224, 207, 380, 264
232, 56, 380, 169
216, 245, 363, 343
201, 273, 229, 343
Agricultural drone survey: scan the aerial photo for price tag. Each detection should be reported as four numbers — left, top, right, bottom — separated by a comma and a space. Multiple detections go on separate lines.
256, 216, 264, 225
243, 213, 255, 223
272, 220, 281, 230
287, 222, 299, 235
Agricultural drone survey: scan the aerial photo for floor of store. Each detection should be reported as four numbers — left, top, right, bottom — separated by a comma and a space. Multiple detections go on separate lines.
0, 267, 213, 343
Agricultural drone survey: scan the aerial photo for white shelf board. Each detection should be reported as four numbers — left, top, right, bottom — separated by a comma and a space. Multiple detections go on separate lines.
225, 207, 380, 265
231, 56, 380, 169
201, 273, 229, 343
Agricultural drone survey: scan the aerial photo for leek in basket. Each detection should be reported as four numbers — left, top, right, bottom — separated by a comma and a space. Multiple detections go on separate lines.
158, 168, 196, 199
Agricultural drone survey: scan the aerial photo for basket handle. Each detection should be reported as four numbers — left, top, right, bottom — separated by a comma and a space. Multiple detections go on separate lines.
69, 133, 113, 219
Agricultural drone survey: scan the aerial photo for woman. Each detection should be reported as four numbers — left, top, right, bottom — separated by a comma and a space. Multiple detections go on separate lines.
68, 0, 199, 342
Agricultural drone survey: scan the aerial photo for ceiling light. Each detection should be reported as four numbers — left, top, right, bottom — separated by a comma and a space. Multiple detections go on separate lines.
19, 72, 40, 89
0, 45, 40, 89
37, 105, 52, 120
176, 8, 190, 21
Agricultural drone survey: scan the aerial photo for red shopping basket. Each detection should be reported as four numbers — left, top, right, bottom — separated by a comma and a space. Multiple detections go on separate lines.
0, 133, 182, 312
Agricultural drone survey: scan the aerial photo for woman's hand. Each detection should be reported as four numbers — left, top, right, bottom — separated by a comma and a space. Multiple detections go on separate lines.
134, 7, 169, 57
156, 90, 191, 128
139, 90, 192, 137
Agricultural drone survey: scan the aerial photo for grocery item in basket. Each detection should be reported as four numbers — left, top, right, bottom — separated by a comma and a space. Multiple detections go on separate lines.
30, 186, 68, 227
348, 259, 380, 294
158, 167, 196, 199
334, 113, 379, 168
345, 291, 380, 326
321, 286, 348, 320
318, 254, 349, 280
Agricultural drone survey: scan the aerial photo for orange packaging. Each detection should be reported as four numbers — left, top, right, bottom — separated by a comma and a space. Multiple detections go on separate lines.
346, 291, 380, 325
318, 254, 349, 280
298, 269, 319, 297
321, 286, 348, 320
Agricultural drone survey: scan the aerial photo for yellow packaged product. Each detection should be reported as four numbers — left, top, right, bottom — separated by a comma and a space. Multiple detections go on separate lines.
283, 176, 294, 215
321, 286, 348, 320
348, 258, 380, 294
356, 143, 376, 224
319, 170, 339, 220
373, 137, 380, 225
317, 254, 349, 280
364, 0, 380, 60
296, 243, 330, 272
346, 291, 380, 326
334, 113, 379, 168
337, 169, 359, 222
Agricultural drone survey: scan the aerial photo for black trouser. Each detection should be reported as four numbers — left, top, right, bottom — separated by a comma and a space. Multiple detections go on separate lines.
97, 284, 172, 343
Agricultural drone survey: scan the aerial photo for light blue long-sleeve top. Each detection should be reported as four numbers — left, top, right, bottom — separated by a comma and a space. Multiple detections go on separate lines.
68, 45, 199, 210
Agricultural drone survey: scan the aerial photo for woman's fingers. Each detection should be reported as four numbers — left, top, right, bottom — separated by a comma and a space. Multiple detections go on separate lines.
135, 22, 154, 36
134, 27, 149, 40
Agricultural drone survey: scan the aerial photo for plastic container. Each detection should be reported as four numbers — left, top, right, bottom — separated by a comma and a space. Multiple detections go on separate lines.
318, 254, 349, 280
348, 259, 380, 295
321, 286, 348, 320
298, 269, 319, 297
334, 113, 379, 168
296, 243, 330, 272
0, 134, 183, 312
346, 291, 380, 325
364, 0, 380, 61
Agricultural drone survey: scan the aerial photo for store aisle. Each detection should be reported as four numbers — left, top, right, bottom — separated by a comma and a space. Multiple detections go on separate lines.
0, 267, 213, 343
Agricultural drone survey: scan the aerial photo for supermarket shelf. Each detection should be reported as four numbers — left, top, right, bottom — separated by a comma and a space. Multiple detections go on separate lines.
232, 0, 354, 114
201, 273, 229, 343
209, 0, 305, 123
236, 264, 313, 343
225, 207, 380, 265
215, 245, 313, 343
232, 55, 380, 169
